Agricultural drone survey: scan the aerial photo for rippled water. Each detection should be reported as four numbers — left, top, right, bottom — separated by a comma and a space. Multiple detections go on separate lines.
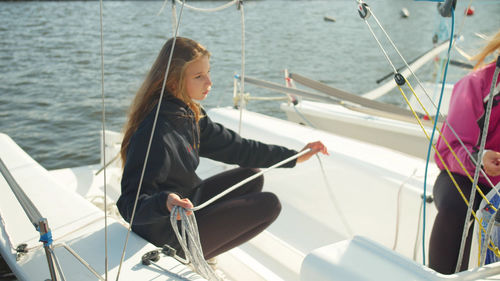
0, 0, 498, 170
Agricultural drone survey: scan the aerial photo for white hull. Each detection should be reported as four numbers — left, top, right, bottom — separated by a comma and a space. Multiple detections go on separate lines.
281, 100, 433, 159
280, 81, 453, 160
2, 107, 499, 280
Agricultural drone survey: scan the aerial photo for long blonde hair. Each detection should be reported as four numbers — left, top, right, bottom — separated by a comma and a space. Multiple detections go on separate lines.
120, 37, 210, 165
471, 29, 500, 70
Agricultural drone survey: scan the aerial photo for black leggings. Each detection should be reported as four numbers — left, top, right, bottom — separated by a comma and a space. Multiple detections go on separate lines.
429, 170, 491, 274
188, 167, 281, 260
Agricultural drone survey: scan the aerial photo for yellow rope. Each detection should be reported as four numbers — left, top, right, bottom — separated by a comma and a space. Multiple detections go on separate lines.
399, 76, 494, 210
393, 78, 494, 238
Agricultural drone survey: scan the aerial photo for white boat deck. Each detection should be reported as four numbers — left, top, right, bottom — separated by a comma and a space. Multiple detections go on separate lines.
2, 106, 499, 280
0, 133, 205, 281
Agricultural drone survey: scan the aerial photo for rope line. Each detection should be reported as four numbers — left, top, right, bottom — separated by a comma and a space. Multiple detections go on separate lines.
191, 148, 310, 211
392, 169, 417, 251
316, 155, 353, 237
170, 207, 221, 280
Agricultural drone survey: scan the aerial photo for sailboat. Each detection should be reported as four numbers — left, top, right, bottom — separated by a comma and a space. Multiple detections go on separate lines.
1, 0, 499, 280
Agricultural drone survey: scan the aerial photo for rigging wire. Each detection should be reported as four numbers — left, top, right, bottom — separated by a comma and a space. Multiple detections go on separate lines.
114, 2, 186, 280
97, 0, 109, 278
238, 0, 245, 134
459, 59, 500, 271
422, 14, 453, 260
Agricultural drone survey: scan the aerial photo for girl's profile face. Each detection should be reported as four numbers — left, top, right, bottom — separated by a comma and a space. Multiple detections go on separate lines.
184, 55, 212, 101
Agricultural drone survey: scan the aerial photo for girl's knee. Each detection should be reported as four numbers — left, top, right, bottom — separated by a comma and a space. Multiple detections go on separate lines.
242, 168, 264, 192
261, 192, 282, 220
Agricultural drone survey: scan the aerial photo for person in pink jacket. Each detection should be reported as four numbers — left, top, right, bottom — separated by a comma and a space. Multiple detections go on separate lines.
429, 29, 500, 274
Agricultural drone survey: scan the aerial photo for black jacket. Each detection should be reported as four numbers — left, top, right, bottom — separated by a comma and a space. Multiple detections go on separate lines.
116, 95, 297, 246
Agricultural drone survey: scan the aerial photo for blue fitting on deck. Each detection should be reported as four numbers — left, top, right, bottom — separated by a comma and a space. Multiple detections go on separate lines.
39, 231, 53, 246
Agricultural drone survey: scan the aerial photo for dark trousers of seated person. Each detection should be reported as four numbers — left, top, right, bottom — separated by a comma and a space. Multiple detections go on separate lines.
188, 167, 281, 260
429, 170, 491, 274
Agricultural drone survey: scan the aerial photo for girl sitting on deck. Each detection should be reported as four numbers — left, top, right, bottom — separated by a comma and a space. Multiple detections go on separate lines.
116, 37, 328, 261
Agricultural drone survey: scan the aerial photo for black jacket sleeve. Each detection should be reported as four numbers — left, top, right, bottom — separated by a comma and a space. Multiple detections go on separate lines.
117, 124, 172, 225
198, 114, 298, 168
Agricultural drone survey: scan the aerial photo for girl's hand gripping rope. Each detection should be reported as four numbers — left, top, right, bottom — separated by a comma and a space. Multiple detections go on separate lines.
167, 193, 194, 220
296, 141, 329, 163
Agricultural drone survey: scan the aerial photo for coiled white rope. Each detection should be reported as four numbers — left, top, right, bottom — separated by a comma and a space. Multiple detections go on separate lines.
171, 207, 222, 280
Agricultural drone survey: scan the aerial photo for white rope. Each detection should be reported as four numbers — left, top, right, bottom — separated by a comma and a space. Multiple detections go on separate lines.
175, 0, 237, 13
192, 148, 311, 212
413, 199, 424, 261
282, 77, 352, 235
392, 169, 417, 251
316, 155, 353, 237
170, 207, 222, 280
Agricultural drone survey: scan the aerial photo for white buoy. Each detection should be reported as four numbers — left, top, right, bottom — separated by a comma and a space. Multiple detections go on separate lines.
400, 8, 410, 18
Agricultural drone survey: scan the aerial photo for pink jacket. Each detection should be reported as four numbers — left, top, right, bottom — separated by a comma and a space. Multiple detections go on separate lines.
435, 62, 500, 186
